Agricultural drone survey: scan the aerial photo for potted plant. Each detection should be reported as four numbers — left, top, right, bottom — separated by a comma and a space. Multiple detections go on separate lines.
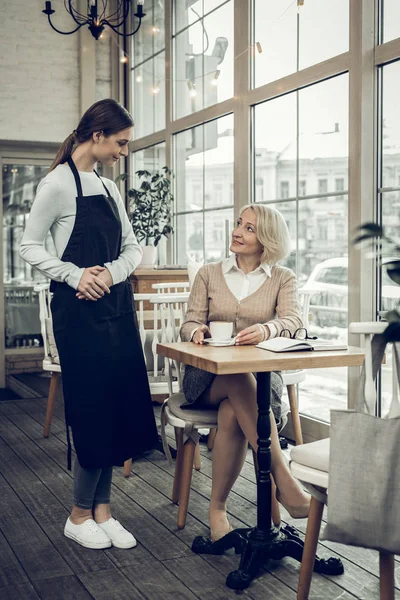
127, 167, 174, 266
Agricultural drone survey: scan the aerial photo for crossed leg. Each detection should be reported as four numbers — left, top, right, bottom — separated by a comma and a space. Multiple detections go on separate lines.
202, 373, 310, 540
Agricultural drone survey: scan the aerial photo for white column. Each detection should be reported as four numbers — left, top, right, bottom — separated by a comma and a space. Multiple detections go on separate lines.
347, 0, 376, 404
79, 0, 97, 114
234, 0, 251, 214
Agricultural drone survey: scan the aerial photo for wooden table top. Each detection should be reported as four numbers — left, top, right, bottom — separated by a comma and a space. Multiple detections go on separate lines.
156, 342, 365, 375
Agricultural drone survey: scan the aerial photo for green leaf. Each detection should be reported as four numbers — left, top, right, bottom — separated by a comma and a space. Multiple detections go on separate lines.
356, 222, 384, 235
353, 233, 377, 244
127, 166, 174, 243
114, 173, 128, 183
386, 261, 400, 285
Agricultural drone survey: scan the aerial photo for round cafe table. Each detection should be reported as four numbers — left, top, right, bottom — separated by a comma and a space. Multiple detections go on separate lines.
156, 342, 365, 589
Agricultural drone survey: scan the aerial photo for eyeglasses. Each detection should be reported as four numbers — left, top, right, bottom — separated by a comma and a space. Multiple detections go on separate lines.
279, 328, 318, 341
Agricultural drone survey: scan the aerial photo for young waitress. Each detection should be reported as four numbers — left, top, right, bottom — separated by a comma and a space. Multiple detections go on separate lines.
20, 99, 158, 550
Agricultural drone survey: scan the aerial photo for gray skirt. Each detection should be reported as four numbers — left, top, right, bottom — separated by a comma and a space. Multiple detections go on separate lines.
182, 365, 284, 427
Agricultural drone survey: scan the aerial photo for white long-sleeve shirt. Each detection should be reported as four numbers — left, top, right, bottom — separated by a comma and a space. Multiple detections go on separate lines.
20, 164, 142, 290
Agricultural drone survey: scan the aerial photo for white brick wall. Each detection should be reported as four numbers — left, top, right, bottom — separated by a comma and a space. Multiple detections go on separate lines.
0, 0, 113, 144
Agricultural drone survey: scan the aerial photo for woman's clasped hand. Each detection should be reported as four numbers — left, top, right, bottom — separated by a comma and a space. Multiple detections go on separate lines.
76, 266, 113, 301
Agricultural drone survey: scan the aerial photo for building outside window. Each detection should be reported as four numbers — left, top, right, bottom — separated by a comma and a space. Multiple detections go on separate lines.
318, 178, 328, 194
174, 114, 234, 263
253, 73, 349, 427
280, 181, 289, 199
299, 180, 307, 196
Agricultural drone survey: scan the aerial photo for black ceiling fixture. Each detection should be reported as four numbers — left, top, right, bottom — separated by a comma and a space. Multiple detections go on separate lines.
42, 1, 146, 40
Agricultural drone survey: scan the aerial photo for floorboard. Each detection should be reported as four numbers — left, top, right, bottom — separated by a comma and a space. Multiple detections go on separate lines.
0, 376, 397, 599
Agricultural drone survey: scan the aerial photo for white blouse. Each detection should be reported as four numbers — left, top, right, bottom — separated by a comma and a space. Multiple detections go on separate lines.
221, 255, 277, 338
20, 164, 142, 290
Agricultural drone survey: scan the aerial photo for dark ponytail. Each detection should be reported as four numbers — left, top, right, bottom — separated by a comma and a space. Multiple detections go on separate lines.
49, 131, 77, 172
49, 99, 134, 172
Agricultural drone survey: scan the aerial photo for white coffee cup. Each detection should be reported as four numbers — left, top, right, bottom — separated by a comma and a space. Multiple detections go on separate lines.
209, 321, 233, 341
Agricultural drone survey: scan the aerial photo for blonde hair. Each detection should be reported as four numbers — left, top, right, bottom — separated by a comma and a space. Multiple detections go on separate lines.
239, 204, 292, 264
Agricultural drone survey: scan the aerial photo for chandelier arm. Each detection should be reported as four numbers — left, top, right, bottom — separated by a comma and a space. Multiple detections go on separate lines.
104, 0, 125, 24
98, 0, 108, 22
103, 17, 142, 36
105, 0, 131, 29
47, 14, 86, 35
66, 0, 87, 24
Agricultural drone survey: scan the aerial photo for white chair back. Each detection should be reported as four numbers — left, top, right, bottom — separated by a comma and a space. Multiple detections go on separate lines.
134, 292, 189, 395
33, 283, 53, 364
149, 293, 190, 396
152, 282, 190, 294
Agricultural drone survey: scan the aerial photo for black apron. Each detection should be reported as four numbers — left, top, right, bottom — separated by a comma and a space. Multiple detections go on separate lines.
50, 157, 158, 470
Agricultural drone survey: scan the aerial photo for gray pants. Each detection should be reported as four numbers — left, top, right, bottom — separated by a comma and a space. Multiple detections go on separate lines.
73, 458, 113, 510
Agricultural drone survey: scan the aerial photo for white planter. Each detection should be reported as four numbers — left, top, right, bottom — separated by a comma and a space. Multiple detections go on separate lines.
139, 244, 158, 266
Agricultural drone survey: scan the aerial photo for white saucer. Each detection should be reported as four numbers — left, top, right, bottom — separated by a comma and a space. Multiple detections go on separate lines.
204, 338, 236, 347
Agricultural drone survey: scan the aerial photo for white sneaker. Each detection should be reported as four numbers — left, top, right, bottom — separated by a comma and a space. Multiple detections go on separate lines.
97, 517, 137, 549
64, 517, 112, 549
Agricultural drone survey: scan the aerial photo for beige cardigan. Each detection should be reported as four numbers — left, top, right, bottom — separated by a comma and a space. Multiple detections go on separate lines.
180, 261, 303, 341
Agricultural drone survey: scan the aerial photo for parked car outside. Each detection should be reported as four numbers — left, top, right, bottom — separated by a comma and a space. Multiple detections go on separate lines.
299, 257, 400, 329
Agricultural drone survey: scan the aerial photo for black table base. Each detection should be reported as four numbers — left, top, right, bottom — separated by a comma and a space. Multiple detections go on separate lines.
191, 371, 343, 590
192, 524, 343, 590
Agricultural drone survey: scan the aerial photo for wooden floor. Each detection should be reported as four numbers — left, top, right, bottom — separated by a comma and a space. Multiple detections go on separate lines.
0, 377, 399, 599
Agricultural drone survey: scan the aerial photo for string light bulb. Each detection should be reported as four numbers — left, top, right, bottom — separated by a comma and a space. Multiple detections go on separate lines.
152, 25, 160, 33
255, 41, 263, 54
187, 80, 197, 97
297, 0, 304, 12
120, 53, 128, 63
211, 70, 220, 86
152, 82, 160, 94
135, 72, 142, 82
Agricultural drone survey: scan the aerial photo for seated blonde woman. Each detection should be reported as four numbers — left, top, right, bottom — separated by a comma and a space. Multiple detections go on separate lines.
180, 204, 310, 541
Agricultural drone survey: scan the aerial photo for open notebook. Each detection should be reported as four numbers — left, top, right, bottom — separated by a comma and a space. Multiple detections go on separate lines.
256, 338, 348, 353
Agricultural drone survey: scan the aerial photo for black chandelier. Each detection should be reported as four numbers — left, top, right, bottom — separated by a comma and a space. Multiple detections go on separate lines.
42, 1, 146, 40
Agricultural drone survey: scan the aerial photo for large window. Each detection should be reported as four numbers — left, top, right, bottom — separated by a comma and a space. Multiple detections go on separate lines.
174, 114, 234, 263
253, 74, 349, 423
380, 0, 400, 44
377, 60, 400, 415
131, 142, 168, 264
252, 0, 349, 89
127, 0, 400, 441
131, 0, 166, 138
173, 0, 233, 119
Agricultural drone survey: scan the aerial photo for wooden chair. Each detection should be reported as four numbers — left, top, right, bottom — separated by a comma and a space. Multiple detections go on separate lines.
290, 321, 395, 600
281, 370, 305, 445
279, 289, 316, 446
153, 293, 219, 528
155, 293, 282, 530
123, 291, 200, 478
153, 283, 218, 450
34, 283, 61, 438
